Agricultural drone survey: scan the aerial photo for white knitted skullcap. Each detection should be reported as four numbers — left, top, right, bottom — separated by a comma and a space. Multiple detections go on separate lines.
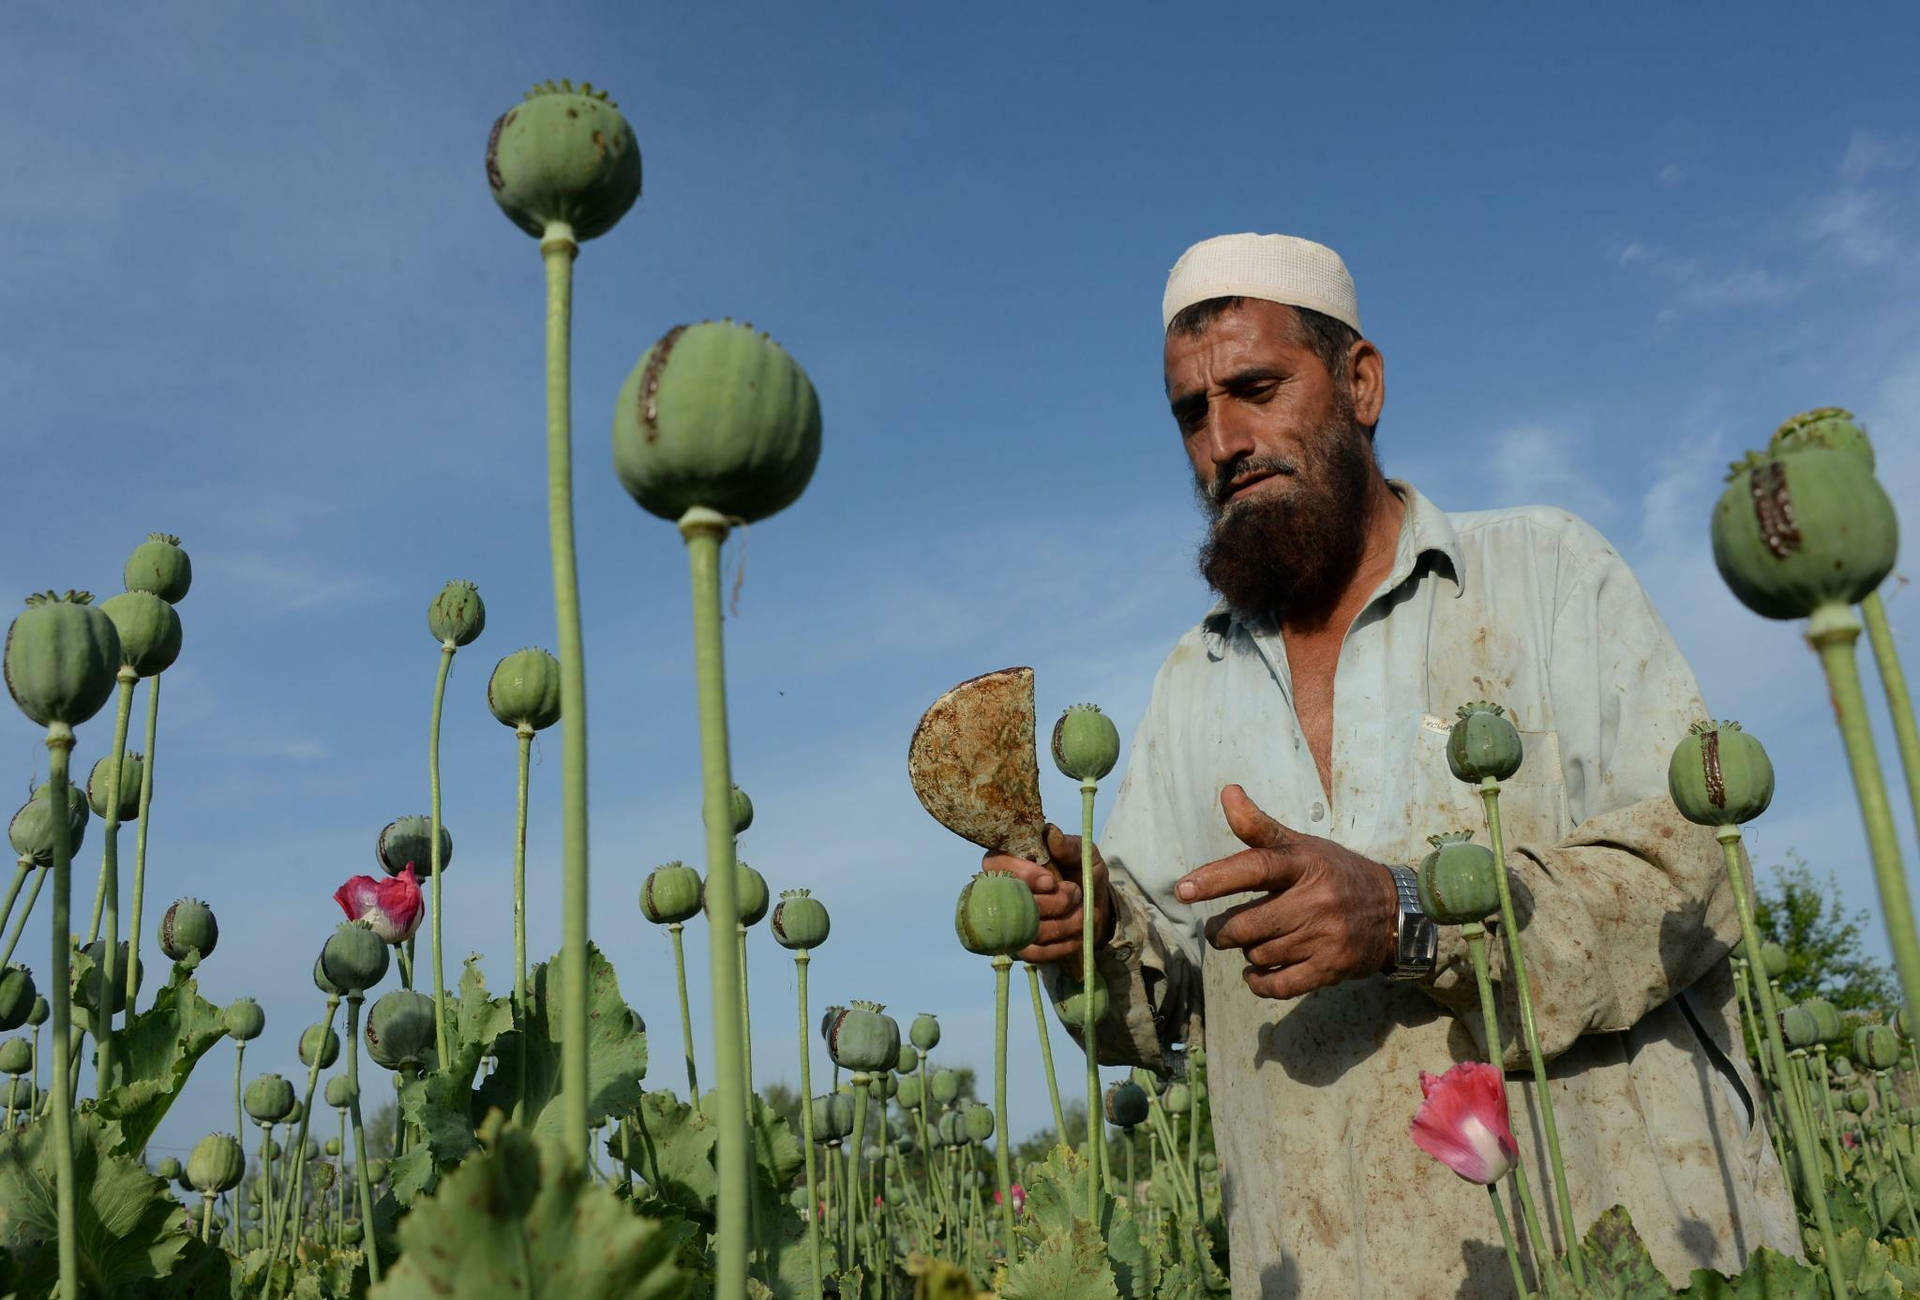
1162, 233, 1361, 334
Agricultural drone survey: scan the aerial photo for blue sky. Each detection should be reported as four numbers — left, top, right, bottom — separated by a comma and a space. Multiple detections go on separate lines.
3, 2, 1918, 1165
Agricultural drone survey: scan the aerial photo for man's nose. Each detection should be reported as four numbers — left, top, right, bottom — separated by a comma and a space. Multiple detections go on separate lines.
1202, 401, 1259, 470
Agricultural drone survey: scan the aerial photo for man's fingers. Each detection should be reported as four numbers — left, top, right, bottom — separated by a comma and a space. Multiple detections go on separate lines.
1221, 783, 1294, 851
1033, 886, 1079, 921
1244, 928, 1315, 970
1243, 961, 1325, 1001
983, 852, 1057, 895
1203, 894, 1300, 953
1018, 938, 1081, 965
1176, 847, 1299, 905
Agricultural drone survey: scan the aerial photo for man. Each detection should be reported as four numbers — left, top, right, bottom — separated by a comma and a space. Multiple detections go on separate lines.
988, 233, 1799, 1297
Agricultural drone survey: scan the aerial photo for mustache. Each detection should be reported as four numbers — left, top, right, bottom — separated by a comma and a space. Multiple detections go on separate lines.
1206, 457, 1298, 510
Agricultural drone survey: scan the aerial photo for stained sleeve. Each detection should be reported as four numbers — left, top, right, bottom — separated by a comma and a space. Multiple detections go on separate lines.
1423, 531, 1744, 1068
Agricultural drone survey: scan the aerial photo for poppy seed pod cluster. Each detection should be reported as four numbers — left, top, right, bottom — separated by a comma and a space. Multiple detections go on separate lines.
827, 1001, 900, 1074
187, 1133, 245, 1194
8, 782, 89, 866
911, 1013, 941, 1053
377, 816, 451, 879
321, 921, 391, 993
1668, 720, 1775, 827
1445, 702, 1523, 784
612, 320, 824, 525
222, 998, 265, 1042
244, 1073, 295, 1124
100, 590, 182, 680
1855, 1024, 1900, 1071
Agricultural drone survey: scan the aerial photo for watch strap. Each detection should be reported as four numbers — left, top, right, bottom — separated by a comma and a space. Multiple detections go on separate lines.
1386, 865, 1438, 980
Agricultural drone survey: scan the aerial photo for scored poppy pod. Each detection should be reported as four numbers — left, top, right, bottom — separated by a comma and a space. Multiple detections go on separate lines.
1409, 1061, 1519, 1185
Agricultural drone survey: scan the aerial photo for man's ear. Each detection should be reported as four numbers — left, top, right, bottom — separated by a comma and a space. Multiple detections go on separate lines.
1347, 338, 1385, 428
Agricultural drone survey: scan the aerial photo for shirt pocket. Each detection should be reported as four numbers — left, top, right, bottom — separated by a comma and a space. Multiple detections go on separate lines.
1413, 718, 1572, 853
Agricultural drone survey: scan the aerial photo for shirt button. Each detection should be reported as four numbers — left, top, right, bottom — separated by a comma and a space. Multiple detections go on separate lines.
1310, 802, 1325, 822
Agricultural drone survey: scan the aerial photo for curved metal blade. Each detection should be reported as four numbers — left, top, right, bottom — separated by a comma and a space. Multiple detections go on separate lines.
907, 666, 1049, 865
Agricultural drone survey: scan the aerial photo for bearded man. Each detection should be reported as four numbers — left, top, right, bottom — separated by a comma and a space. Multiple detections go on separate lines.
988, 234, 1800, 1297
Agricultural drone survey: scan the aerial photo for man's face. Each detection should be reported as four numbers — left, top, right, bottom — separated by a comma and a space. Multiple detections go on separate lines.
1163, 299, 1381, 620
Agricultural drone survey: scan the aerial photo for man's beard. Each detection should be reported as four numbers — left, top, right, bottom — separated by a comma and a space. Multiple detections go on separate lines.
1195, 409, 1380, 624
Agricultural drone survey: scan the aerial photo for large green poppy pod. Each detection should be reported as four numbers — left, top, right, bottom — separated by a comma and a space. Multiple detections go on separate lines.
868, 1072, 897, 1102
313, 954, 343, 998
1779, 1004, 1821, 1050
426, 580, 486, 649
1415, 832, 1500, 925
910, 1012, 941, 1053
72, 941, 139, 1014
1104, 1080, 1149, 1129
340, 1223, 362, 1247
771, 888, 830, 950
640, 861, 702, 925
325, 1075, 358, 1110
1805, 999, 1843, 1043
4, 591, 120, 729
321, 921, 390, 994
1759, 941, 1789, 981
0, 1038, 30, 1073
124, 533, 191, 604
1856, 1024, 1901, 1071
324, 1137, 341, 1157
1770, 407, 1875, 469
935, 1108, 967, 1148
100, 591, 181, 679
953, 871, 1039, 957
1052, 704, 1120, 783
25, 996, 45, 1029
825, 1000, 899, 1074
487, 647, 562, 732
705, 861, 770, 927
1711, 447, 1897, 621
894, 1044, 918, 1075
159, 898, 217, 963
961, 1101, 995, 1144
929, 1066, 960, 1106
1897, 1007, 1912, 1041
152, 1156, 182, 1182
377, 815, 451, 879
1162, 1082, 1193, 1115
7, 781, 89, 867
612, 320, 822, 525
1053, 970, 1109, 1030
187, 1133, 246, 1194
243, 1073, 296, 1124
729, 785, 754, 836
222, 997, 265, 1042
1446, 702, 1523, 784
895, 1072, 923, 1111
1668, 720, 1774, 827
1847, 1087, 1872, 1115
486, 81, 641, 242
0, 967, 34, 1032
86, 751, 144, 821
365, 989, 437, 1072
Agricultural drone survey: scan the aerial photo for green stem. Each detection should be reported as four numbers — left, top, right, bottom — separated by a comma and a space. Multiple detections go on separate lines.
232, 1041, 247, 1223
1478, 780, 1580, 1281
846, 1077, 869, 1276
1466, 921, 1543, 1275
1874, 1071, 1920, 1240
992, 955, 1016, 1263
1079, 779, 1099, 1218
346, 994, 381, 1285
1141, 1077, 1197, 1216
124, 674, 161, 1016
669, 923, 698, 1097
0, 860, 30, 950
201, 1194, 214, 1244
1809, 605, 1920, 1032
1717, 827, 1848, 1298
1814, 1047, 1846, 1183
427, 643, 454, 1069
681, 507, 749, 1294
94, 673, 136, 1092
796, 951, 823, 1300
512, 727, 532, 1125
540, 224, 593, 1165
1488, 1187, 1530, 1299
0, 867, 45, 969
738, 924, 754, 1099
268, 996, 339, 1271
395, 944, 413, 991
1024, 964, 1067, 1142
44, 730, 78, 1300
1863, 591, 1920, 841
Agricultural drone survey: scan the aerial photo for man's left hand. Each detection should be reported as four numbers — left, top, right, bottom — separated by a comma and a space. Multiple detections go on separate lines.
1175, 784, 1400, 999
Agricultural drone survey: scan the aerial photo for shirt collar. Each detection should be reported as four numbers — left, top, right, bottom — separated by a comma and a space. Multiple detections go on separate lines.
1201, 479, 1464, 659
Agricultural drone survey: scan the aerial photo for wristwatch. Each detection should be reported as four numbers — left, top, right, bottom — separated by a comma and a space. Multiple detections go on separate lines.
1385, 865, 1437, 980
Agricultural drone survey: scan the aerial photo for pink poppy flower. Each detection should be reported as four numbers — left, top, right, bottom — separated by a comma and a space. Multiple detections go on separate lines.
334, 864, 424, 944
1410, 1062, 1519, 1185
993, 1183, 1027, 1214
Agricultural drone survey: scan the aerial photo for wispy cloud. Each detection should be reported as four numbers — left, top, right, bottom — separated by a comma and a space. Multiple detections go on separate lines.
1486, 425, 1617, 526
205, 553, 371, 612
1613, 241, 1796, 314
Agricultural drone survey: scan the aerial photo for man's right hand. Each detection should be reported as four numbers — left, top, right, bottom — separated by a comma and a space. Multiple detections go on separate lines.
984, 824, 1113, 967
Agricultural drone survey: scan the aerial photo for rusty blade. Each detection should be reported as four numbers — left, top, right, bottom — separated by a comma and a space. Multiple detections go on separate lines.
907, 666, 1049, 865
